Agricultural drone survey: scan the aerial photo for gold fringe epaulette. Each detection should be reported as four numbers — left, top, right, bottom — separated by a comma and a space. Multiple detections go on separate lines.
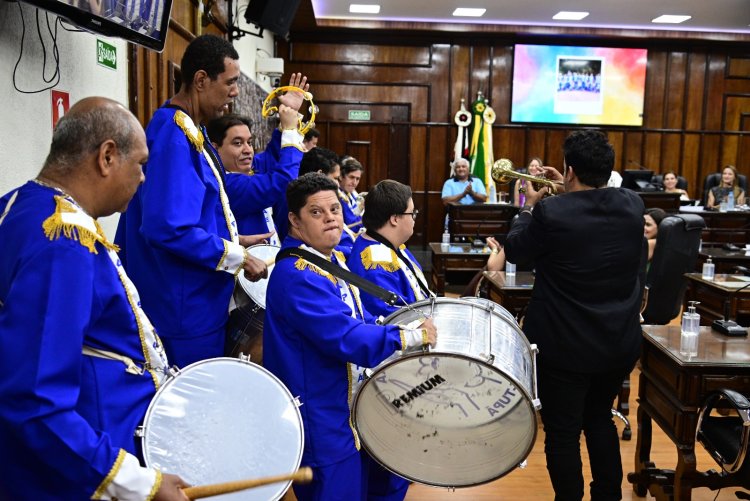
361, 246, 400, 272
42, 196, 118, 254
294, 258, 337, 285
174, 110, 204, 152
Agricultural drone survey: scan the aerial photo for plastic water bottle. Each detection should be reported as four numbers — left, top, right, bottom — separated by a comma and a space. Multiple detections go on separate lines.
441, 215, 450, 250
728, 191, 735, 210
505, 261, 516, 277
680, 301, 700, 357
488, 184, 497, 204
702, 257, 715, 280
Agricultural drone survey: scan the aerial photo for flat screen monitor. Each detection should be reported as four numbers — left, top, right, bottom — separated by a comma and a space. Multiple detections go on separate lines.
20, 0, 172, 52
622, 170, 655, 192
511, 44, 648, 126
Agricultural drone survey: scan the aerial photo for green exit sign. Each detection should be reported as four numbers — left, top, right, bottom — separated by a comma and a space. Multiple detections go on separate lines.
97, 39, 117, 70
348, 109, 371, 121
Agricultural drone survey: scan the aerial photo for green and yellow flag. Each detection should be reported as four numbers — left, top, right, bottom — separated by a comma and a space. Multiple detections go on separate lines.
468, 92, 496, 194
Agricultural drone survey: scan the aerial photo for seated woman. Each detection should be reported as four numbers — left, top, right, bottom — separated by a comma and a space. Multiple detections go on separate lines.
513, 157, 544, 207
644, 208, 666, 263
441, 157, 487, 205
461, 236, 506, 297
662, 171, 689, 200
706, 165, 746, 208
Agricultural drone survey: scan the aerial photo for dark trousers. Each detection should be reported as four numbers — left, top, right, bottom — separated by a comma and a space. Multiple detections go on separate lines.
537, 362, 634, 501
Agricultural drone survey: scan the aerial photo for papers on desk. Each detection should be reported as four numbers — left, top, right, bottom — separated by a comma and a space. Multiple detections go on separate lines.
717, 275, 750, 287
680, 205, 704, 213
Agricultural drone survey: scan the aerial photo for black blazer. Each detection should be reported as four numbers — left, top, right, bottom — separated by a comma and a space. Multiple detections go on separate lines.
505, 188, 645, 373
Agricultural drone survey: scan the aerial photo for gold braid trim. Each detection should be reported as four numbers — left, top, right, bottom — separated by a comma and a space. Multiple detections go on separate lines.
398, 329, 407, 351
174, 110, 204, 152
294, 258, 337, 285
92, 449, 126, 499
146, 470, 163, 501
361, 246, 400, 272
346, 363, 361, 450
42, 196, 119, 254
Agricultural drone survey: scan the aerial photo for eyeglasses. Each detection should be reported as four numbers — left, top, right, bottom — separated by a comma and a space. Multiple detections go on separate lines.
400, 210, 419, 220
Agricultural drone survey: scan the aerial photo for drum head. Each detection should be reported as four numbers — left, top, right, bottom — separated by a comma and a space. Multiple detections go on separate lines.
353, 297, 538, 487
141, 358, 303, 500
237, 244, 279, 309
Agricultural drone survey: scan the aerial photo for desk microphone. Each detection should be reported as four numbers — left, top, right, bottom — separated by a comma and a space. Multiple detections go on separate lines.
711, 272, 750, 336
472, 216, 490, 248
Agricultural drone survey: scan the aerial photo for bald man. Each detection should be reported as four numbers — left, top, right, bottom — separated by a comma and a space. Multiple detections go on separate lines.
0, 97, 188, 500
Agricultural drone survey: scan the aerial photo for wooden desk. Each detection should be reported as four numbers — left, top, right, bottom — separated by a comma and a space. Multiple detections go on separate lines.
680, 207, 750, 244
447, 202, 519, 242
628, 325, 750, 500
696, 247, 750, 274
429, 242, 490, 294
639, 192, 682, 213
482, 270, 534, 321
683, 273, 750, 325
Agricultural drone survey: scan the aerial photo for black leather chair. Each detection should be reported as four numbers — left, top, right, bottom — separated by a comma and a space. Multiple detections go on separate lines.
697, 389, 750, 475
702, 172, 749, 206
651, 173, 688, 191
641, 214, 706, 325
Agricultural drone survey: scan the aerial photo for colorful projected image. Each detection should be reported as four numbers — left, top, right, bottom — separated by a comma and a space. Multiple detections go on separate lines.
511, 44, 647, 126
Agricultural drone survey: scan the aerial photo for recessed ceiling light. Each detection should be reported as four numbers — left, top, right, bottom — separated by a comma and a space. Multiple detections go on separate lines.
349, 4, 380, 14
552, 11, 589, 21
453, 8, 487, 17
652, 14, 691, 24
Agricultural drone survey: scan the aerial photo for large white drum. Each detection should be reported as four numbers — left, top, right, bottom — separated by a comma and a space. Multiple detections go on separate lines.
139, 357, 304, 500
352, 297, 540, 488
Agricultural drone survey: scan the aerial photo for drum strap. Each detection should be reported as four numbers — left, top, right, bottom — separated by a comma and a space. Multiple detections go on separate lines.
82, 345, 146, 375
276, 247, 399, 306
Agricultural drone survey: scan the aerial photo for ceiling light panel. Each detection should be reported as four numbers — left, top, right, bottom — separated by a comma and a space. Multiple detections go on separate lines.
651, 14, 692, 24
452, 8, 487, 17
350, 4, 381, 14
552, 11, 590, 21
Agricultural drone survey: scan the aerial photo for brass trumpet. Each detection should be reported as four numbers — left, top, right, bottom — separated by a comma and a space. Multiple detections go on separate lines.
491, 158, 558, 195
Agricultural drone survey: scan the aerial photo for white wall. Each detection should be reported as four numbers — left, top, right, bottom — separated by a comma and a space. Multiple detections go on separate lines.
233, 16, 277, 92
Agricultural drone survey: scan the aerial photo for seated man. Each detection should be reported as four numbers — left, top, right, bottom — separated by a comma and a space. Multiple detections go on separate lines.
263, 173, 436, 501
441, 157, 487, 205
0, 97, 187, 500
347, 179, 434, 318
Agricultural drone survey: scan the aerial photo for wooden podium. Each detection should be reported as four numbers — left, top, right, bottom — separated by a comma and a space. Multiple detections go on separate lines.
447, 202, 519, 242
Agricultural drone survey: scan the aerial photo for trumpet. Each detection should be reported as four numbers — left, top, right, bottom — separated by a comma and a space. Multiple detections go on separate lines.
261, 85, 317, 136
491, 158, 558, 195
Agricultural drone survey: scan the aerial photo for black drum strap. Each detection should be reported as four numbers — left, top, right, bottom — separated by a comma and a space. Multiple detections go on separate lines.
276, 247, 399, 306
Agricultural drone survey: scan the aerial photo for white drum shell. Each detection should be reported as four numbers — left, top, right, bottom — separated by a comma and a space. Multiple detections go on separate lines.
352, 297, 538, 487
140, 358, 304, 500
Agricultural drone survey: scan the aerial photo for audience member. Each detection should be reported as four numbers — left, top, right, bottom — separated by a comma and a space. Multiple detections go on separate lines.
662, 171, 689, 200
460, 236, 507, 297
442, 157, 487, 205
303, 127, 320, 150
644, 207, 666, 263
338, 156, 365, 248
706, 165, 746, 208
514, 157, 544, 207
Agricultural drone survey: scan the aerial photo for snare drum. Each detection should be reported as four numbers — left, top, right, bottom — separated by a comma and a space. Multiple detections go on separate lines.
139, 357, 304, 500
225, 244, 280, 364
352, 297, 540, 487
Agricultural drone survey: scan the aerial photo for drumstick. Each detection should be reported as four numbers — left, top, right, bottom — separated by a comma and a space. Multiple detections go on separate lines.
182, 467, 313, 500
264, 257, 276, 267
346, 221, 362, 229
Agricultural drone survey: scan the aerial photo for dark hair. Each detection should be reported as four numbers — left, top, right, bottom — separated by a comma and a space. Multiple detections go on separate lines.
299, 147, 339, 176
43, 101, 136, 174
340, 156, 364, 176
645, 207, 667, 229
180, 35, 239, 89
205, 114, 252, 146
362, 180, 412, 230
287, 173, 339, 216
303, 128, 320, 142
562, 130, 614, 188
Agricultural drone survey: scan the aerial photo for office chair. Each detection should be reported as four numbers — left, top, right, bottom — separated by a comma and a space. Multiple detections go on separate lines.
641, 214, 706, 325
651, 173, 688, 191
703, 172, 749, 206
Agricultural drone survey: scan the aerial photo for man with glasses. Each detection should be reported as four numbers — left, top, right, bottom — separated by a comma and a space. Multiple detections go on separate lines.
347, 179, 434, 319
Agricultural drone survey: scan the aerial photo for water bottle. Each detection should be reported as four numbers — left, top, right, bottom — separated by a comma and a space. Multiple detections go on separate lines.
441, 215, 450, 250
680, 301, 700, 357
728, 191, 735, 210
702, 257, 715, 280
488, 184, 497, 204
505, 261, 516, 277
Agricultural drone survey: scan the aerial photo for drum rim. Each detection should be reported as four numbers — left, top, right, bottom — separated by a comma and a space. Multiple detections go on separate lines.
140, 357, 305, 473
237, 244, 280, 300
351, 351, 539, 487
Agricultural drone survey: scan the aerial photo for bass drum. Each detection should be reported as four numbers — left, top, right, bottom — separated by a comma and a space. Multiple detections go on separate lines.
139, 357, 304, 500
352, 297, 540, 487
225, 244, 280, 364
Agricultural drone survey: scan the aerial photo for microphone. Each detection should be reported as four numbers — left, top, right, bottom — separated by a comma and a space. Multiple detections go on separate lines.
472, 216, 490, 248
711, 277, 750, 336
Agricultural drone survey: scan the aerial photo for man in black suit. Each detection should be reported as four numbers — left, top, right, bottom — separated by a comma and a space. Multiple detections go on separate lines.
505, 130, 644, 501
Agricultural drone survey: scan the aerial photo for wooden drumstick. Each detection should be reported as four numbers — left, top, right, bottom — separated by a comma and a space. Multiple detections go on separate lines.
264, 256, 276, 267
182, 467, 313, 500
346, 221, 363, 229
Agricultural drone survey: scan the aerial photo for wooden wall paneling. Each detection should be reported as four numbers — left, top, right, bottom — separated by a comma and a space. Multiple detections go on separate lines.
545, 129, 569, 168
623, 131, 645, 168
450, 45, 473, 123
660, 132, 682, 172
685, 52, 708, 131
643, 51, 667, 129
469, 46, 492, 105
525, 129, 546, 166
704, 53, 728, 132
643, 130, 662, 171
490, 45, 513, 123
681, 133, 702, 198
427, 44, 450, 121
665, 52, 687, 130
700, 134, 722, 175
727, 56, 750, 79
607, 131, 624, 172
492, 128, 524, 167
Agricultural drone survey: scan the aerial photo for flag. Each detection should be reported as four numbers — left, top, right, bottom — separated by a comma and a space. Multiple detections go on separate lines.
452, 98, 471, 176
468, 92, 496, 193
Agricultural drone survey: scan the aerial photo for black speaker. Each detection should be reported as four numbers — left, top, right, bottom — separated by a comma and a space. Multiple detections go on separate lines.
243, 0, 302, 37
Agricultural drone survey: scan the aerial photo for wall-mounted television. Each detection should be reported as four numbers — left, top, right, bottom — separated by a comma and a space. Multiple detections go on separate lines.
511, 44, 648, 127
20, 0, 172, 52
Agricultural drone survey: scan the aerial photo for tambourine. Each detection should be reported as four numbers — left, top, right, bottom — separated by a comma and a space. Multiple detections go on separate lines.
261, 86, 317, 135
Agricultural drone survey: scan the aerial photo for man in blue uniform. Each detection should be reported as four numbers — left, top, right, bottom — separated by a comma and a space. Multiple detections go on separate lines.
347, 179, 434, 319
116, 35, 303, 367
0, 97, 188, 500
263, 174, 437, 501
